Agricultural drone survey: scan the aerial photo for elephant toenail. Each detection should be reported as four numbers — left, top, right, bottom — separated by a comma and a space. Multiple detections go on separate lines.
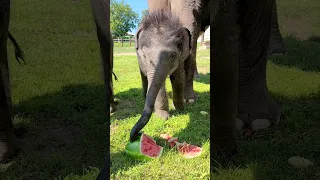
251, 119, 271, 132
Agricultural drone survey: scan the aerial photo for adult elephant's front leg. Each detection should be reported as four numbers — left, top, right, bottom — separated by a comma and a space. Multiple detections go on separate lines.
211, 0, 239, 156
0, 0, 16, 163
237, 0, 280, 133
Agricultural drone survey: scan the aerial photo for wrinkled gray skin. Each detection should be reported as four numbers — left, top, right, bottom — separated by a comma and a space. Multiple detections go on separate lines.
211, 0, 281, 155
147, 0, 210, 103
147, 0, 286, 103
130, 11, 191, 141
0, 0, 113, 166
90, 0, 111, 177
132, 0, 281, 156
93, 0, 116, 114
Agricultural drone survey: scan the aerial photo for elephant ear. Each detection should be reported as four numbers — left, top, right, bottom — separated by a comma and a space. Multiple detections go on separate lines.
182, 27, 192, 54
135, 27, 143, 50
182, 27, 192, 51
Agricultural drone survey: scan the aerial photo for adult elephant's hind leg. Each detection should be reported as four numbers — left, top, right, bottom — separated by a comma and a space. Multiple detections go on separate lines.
0, 0, 16, 163
268, 0, 286, 56
184, 41, 198, 103
238, 0, 280, 134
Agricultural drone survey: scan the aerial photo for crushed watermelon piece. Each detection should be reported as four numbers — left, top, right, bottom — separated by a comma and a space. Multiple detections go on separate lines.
176, 142, 202, 159
160, 133, 202, 158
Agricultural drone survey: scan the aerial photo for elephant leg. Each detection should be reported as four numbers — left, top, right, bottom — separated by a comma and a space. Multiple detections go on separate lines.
0, 0, 16, 163
211, 0, 239, 156
237, 0, 280, 133
109, 76, 116, 113
268, 0, 286, 56
183, 31, 199, 102
141, 71, 148, 99
170, 67, 185, 111
194, 65, 200, 80
154, 84, 169, 120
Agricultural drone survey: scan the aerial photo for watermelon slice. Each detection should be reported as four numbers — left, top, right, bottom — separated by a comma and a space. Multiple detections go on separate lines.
176, 142, 202, 159
125, 133, 163, 161
160, 133, 202, 158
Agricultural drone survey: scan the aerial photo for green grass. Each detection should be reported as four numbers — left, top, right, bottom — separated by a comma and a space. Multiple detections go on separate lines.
110, 48, 210, 179
0, 0, 106, 179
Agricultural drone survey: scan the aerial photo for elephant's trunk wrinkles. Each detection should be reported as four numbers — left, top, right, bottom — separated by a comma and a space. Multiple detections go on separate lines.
130, 67, 169, 141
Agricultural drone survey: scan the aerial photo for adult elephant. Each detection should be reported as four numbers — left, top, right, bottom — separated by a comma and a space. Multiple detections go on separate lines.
147, 0, 286, 100
211, 0, 281, 155
129, 0, 282, 156
0, 0, 114, 166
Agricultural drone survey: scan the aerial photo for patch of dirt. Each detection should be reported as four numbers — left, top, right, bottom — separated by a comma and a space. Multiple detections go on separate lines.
111, 100, 137, 120
281, 18, 313, 40
114, 53, 136, 56
110, 123, 118, 136
198, 66, 210, 74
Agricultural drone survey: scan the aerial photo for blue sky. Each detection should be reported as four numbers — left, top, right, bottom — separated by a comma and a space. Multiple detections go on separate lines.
120, 0, 149, 34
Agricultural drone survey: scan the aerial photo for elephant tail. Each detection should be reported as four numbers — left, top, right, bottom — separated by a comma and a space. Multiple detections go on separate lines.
8, 32, 25, 64
112, 72, 118, 81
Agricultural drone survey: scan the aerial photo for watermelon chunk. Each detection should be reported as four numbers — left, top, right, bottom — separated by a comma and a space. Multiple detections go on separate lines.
125, 133, 163, 161
176, 142, 202, 159
160, 133, 202, 158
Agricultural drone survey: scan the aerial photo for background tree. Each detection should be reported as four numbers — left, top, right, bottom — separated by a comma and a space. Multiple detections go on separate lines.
110, 0, 139, 38
141, 9, 149, 21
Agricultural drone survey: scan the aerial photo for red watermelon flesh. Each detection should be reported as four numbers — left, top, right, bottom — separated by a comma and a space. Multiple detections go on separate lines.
160, 134, 202, 158
176, 142, 202, 158
168, 137, 178, 148
140, 134, 163, 158
160, 134, 178, 148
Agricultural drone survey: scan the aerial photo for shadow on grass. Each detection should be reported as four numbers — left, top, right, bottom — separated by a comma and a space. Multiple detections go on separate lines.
251, 91, 319, 179
268, 36, 320, 72
110, 87, 210, 175
0, 84, 108, 179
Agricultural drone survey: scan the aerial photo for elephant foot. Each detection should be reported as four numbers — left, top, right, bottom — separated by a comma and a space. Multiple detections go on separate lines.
184, 86, 197, 104
155, 109, 170, 120
237, 86, 281, 136
236, 117, 280, 136
194, 70, 200, 80
268, 41, 287, 56
110, 105, 116, 113
0, 140, 16, 164
172, 101, 184, 111
110, 99, 118, 113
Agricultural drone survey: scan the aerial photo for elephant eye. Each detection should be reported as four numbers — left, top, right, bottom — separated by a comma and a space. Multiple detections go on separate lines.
169, 53, 177, 62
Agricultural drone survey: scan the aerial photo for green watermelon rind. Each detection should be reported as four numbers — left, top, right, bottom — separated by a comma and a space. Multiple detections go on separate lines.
125, 134, 163, 161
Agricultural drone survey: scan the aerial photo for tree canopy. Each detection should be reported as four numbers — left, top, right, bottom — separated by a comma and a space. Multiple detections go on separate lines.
141, 9, 149, 21
110, 0, 139, 38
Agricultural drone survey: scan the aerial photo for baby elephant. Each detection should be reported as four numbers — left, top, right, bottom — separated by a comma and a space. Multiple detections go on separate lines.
130, 11, 191, 141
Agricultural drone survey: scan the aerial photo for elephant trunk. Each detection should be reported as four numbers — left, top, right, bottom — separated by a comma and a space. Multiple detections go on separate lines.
130, 66, 169, 141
